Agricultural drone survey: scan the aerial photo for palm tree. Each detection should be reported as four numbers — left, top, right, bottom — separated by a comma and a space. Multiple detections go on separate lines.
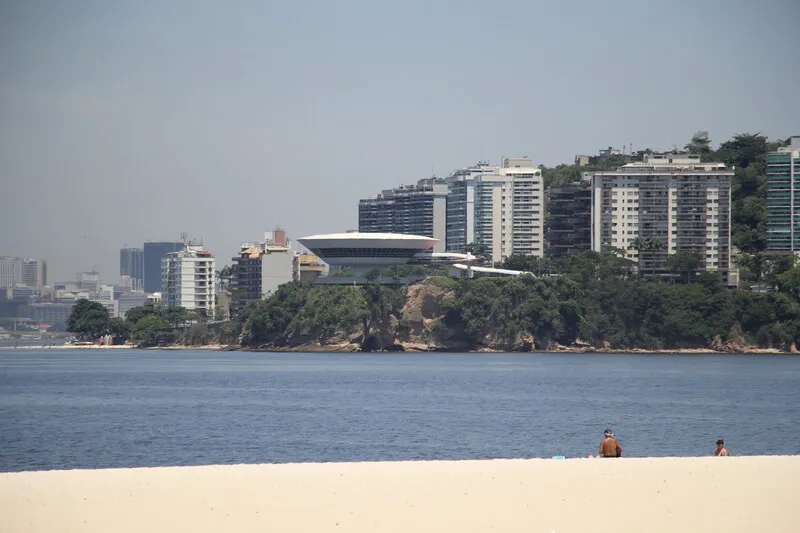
629, 237, 666, 278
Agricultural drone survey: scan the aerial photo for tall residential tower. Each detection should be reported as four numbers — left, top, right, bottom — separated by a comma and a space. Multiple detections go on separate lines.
474, 158, 545, 263
766, 136, 800, 252
591, 154, 734, 282
358, 178, 447, 252
162, 245, 216, 317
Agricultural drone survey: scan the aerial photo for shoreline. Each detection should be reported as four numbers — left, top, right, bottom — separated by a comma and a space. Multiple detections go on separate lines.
3, 456, 798, 532
1, 342, 792, 354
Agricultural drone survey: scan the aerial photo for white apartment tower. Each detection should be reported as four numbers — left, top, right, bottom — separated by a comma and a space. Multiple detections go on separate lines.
445, 162, 498, 252
474, 158, 545, 263
0, 257, 23, 288
591, 154, 733, 281
162, 245, 216, 317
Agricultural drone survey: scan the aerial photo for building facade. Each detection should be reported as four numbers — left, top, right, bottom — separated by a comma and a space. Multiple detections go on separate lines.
0, 257, 47, 295
293, 252, 325, 282
231, 231, 295, 311
445, 163, 498, 252
766, 136, 800, 252
358, 178, 447, 252
120, 248, 144, 291
545, 187, 592, 257
21, 259, 47, 294
161, 246, 216, 317
591, 154, 733, 281
474, 158, 545, 263
0, 257, 23, 288
143, 242, 184, 293
76, 270, 101, 291
118, 291, 148, 320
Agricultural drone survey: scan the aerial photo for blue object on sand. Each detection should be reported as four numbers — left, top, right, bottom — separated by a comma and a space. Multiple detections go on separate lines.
552, 455, 566, 460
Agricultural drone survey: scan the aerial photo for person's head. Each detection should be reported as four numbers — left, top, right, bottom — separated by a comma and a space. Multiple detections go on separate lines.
604, 429, 613, 438
716, 439, 724, 448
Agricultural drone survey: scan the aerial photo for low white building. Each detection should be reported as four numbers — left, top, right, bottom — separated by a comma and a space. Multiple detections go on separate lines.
161, 246, 216, 317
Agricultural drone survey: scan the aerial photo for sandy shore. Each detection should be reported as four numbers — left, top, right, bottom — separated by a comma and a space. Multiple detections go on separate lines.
2, 456, 798, 532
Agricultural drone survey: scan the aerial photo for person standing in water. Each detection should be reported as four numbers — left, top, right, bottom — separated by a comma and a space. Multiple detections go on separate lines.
715, 439, 729, 456
599, 428, 622, 458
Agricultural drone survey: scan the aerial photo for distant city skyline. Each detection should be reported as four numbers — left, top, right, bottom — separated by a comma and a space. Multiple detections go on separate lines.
1, 0, 798, 282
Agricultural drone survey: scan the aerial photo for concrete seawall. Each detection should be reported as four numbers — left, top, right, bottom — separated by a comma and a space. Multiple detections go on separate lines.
2, 457, 798, 532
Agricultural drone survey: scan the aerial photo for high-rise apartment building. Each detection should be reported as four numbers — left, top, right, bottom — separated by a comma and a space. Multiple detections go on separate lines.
21, 259, 47, 295
358, 178, 447, 252
545, 187, 592, 257
143, 241, 184, 293
473, 158, 545, 263
0, 257, 23, 288
162, 245, 216, 317
1, 257, 47, 294
766, 136, 800, 252
591, 154, 733, 281
445, 163, 498, 252
120, 248, 144, 290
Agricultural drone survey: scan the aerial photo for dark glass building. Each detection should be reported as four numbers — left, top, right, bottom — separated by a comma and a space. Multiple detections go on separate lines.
357, 178, 447, 252
143, 242, 183, 293
545, 186, 592, 257
119, 248, 144, 290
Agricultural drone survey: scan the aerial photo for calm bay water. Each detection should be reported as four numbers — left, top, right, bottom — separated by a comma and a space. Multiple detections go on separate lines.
1, 349, 799, 472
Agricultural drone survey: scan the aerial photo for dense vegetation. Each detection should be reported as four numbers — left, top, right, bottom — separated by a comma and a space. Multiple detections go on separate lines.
67, 301, 221, 347
226, 249, 800, 352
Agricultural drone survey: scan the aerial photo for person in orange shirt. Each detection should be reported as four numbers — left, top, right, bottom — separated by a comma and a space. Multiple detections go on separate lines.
715, 439, 729, 456
599, 428, 622, 458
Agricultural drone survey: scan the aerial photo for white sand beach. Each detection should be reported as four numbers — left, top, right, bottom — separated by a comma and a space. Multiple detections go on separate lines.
2, 456, 798, 533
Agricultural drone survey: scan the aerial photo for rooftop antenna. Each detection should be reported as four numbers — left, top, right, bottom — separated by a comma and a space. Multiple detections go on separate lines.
180, 232, 188, 245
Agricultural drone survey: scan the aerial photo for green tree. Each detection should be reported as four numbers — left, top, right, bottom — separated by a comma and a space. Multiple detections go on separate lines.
776, 266, 800, 299
540, 164, 582, 189
66, 299, 110, 341
108, 317, 130, 343
629, 237, 666, 278
125, 304, 159, 324
666, 250, 703, 283
216, 265, 234, 292
684, 131, 714, 161
131, 314, 175, 347
163, 307, 195, 329
717, 133, 770, 170
463, 242, 490, 261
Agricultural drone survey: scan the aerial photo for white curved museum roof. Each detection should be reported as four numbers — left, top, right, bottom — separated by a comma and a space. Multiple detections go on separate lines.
298, 232, 438, 249
300, 232, 437, 242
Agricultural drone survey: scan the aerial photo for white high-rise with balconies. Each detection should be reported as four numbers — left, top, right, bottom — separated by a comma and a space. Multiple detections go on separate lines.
162, 245, 216, 317
590, 153, 733, 282
474, 158, 545, 263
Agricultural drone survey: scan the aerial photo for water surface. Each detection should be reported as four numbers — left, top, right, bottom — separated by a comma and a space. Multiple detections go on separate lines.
1, 349, 798, 471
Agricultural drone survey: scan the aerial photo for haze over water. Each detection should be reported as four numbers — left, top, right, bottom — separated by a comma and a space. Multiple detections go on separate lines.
1, 350, 799, 472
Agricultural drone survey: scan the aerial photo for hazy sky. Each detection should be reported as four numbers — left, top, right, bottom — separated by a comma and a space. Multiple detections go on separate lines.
1, 0, 798, 283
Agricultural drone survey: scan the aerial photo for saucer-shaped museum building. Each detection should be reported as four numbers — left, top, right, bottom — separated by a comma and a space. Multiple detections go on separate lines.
297, 232, 438, 275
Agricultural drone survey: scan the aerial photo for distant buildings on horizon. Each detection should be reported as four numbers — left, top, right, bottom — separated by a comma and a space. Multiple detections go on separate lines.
0, 257, 48, 296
